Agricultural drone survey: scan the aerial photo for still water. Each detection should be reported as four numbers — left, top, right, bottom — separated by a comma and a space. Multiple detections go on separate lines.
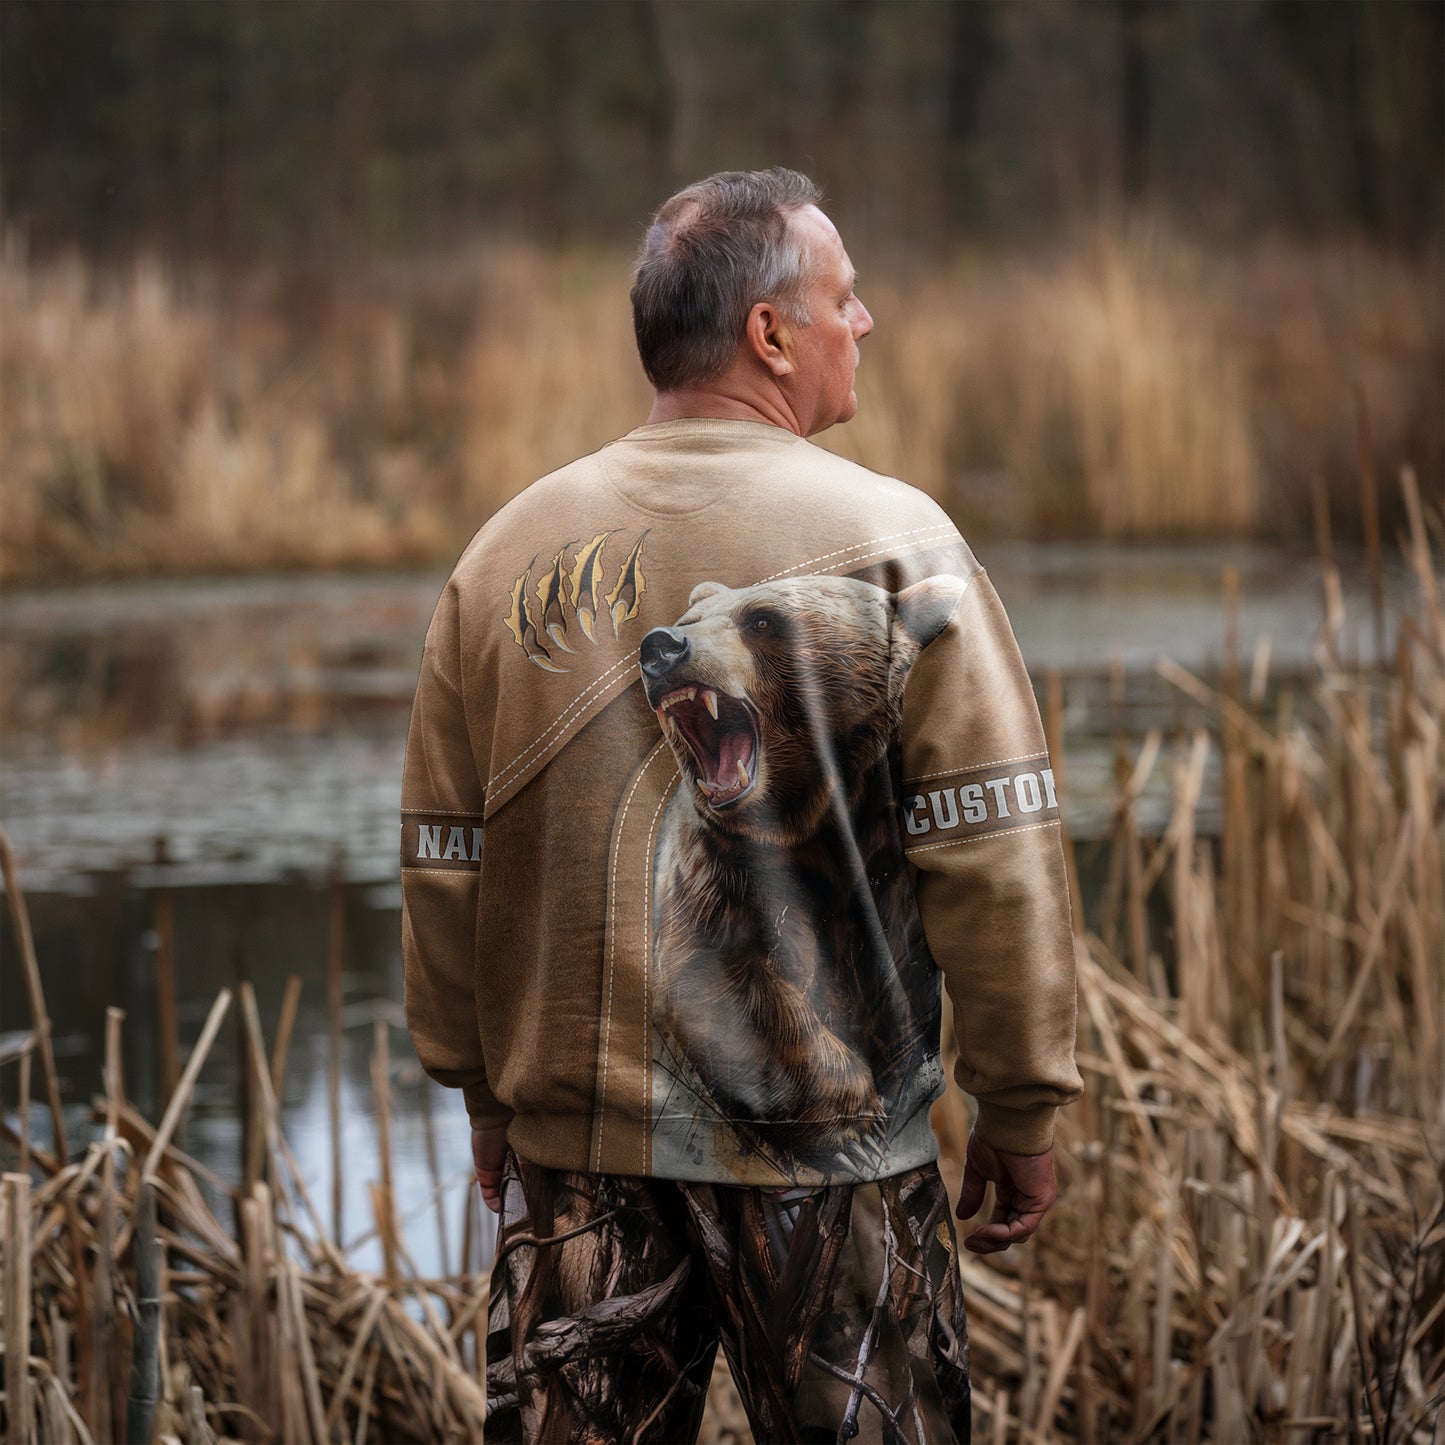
0, 544, 1406, 1273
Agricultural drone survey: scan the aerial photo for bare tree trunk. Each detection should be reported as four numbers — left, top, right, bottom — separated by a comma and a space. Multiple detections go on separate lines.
1119, 0, 1153, 205
651, 0, 705, 186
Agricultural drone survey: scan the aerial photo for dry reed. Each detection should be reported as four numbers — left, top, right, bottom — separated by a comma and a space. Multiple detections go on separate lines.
2, 228, 1438, 583
926, 469, 1443, 1442
825, 225, 1262, 536
0, 480, 1440, 1442
0, 991, 492, 1442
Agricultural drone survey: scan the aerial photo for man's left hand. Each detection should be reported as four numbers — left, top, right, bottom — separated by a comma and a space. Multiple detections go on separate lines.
472, 1125, 509, 1214
956, 1132, 1056, 1254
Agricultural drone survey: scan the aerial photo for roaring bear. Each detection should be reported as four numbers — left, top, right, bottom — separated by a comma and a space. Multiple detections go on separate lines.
639, 572, 965, 1175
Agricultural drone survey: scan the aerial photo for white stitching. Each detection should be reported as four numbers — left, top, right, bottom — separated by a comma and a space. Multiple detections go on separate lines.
487, 652, 638, 794
486, 523, 963, 807
400, 807, 486, 817
755, 523, 958, 584
755, 522, 957, 583
773, 530, 972, 591
639, 770, 677, 1175
904, 752, 1052, 784
486, 652, 639, 796
399, 866, 484, 876
906, 819, 1061, 854
595, 739, 670, 1170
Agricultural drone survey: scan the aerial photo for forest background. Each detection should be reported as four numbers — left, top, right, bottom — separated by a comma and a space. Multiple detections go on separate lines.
2, 0, 1442, 580
2, 5, 1444, 1442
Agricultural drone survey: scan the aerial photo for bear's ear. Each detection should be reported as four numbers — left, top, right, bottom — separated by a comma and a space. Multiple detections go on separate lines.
893, 575, 967, 648
687, 580, 729, 607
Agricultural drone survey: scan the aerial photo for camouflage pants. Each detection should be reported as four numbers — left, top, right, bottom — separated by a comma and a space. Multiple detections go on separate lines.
485, 1153, 970, 1444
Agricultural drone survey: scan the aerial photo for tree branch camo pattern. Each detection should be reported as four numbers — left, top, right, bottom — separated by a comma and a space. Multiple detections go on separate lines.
485, 1155, 969, 1442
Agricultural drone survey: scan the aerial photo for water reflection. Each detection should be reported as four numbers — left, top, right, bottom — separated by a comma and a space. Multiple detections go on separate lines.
0, 546, 1406, 1275
1, 875, 493, 1278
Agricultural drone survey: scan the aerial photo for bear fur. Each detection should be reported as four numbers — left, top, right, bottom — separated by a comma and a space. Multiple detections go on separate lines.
640, 572, 965, 1174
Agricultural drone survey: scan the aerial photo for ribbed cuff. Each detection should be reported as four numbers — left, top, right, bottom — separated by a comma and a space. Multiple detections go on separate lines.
972, 1100, 1058, 1156
463, 1083, 514, 1132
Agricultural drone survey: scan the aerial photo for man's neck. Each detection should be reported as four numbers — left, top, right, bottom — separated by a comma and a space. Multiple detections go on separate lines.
646, 387, 804, 436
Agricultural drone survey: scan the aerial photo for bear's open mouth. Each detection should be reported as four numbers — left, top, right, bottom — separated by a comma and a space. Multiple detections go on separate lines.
655, 684, 759, 808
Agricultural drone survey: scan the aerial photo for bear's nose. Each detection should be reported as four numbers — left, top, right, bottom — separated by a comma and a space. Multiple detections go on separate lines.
640, 627, 691, 680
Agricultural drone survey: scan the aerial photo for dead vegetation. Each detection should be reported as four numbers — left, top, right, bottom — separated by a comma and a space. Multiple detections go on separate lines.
0, 477, 1441, 1442
935, 471, 1444, 1441
2, 229, 1439, 583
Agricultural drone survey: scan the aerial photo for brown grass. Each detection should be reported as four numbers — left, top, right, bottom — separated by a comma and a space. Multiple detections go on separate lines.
928, 474, 1444, 1441
827, 226, 1262, 536
0, 502, 1440, 1441
2, 228, 1439, 583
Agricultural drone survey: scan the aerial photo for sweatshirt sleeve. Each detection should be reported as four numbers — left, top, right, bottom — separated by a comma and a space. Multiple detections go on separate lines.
401, 580, 513, 1131
900, 565, 1083, 1156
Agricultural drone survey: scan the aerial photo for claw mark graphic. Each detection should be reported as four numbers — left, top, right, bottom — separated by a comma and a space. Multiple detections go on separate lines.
535, 543, 577, 654
505, 560, 566, 672
566, 531, 612, 643
503, 527, 648, 672
605, 530, 649, 636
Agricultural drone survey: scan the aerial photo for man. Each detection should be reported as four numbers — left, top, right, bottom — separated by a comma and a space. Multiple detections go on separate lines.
402, 168, 1081, 1443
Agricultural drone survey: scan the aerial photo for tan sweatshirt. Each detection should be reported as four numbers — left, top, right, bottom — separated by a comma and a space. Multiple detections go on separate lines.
402, 418, 1082, 1184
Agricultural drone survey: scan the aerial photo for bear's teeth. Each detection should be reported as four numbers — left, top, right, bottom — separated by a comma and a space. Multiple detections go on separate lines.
735, 759, 749, 788
695, 778, 711, 799
702, 688, 719, 720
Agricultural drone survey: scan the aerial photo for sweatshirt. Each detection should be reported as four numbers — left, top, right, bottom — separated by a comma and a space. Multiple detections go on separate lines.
402, 418, 1082, 1186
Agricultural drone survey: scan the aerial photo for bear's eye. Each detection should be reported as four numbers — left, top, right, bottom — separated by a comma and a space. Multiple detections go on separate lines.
749, 611, 783, 635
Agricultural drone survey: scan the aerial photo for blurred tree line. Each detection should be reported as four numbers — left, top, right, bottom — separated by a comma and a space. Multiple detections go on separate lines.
2, 0, 1441, 261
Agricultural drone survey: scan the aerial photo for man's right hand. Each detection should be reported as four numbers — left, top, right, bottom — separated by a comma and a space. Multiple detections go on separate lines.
471, 1125, 509, 1214
956, 1131, 1057, 1254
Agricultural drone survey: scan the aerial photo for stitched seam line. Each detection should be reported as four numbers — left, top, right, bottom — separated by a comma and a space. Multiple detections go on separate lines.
479, 525, 965, 809
596, 740, 668, 1171
756, 523, 959, 585
486, 523, 963, 806
756, 522, 957, 582
400, 807, 487, 817
399, 866, 484, 876
486, 652, 639, 796
639, 771, 676, 1176
812, 533, 972, 589
906, 819, 1061, 854
488, 655, 637, 796
904, 752, 1052, 784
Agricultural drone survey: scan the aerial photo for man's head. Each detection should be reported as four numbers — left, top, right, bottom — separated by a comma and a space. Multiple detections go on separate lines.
632, 168, 873, 437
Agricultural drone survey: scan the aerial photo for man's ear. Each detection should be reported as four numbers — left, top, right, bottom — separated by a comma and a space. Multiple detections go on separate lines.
745, 301, 794, 377
893, 575, 967, 649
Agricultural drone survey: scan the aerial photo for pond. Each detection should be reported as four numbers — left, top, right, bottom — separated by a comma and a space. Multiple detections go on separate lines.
0, 543, 1406, 1274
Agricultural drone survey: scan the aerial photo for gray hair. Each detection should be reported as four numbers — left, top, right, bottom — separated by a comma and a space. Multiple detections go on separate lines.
631, 168, 823, 391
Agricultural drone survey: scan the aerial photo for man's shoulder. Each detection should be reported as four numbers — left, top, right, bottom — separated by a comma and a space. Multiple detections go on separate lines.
450, 447, 613, 574
801, 443, 952, 521
444, 426, 965, 597
771, 444, 965, 564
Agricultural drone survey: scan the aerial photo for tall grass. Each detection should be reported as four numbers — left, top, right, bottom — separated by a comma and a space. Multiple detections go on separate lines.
925, 474, 1445, 1441
828, 227, 1261, 536
2, 228, 1438, 583
1, 489, 1440, 1441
